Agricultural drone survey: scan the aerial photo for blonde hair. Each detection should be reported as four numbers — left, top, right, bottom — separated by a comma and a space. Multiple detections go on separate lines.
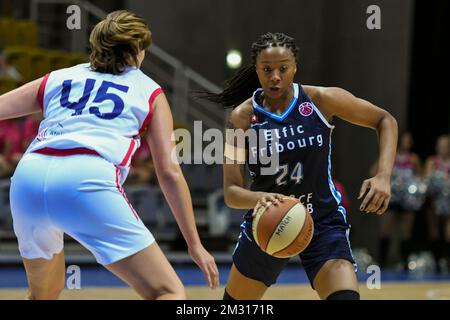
89, 10, 151, 75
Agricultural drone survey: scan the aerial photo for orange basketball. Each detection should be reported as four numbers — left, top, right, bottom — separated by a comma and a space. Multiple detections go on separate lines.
252, 197, 314, 258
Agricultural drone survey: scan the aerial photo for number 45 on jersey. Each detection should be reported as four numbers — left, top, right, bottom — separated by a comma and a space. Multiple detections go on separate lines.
60, 79, 129, 120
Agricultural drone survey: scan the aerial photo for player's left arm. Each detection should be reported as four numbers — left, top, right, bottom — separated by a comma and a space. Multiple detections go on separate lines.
311, 86, 398, 215
145, 92, 219, 289
0, 77, 42, 120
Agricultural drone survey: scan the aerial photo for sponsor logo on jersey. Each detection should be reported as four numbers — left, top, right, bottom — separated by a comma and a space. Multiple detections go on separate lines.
36, 123, 64, 141
299, 102, 313, 117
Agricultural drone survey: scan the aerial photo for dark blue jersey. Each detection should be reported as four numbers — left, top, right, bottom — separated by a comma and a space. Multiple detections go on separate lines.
247, 83, 346, 221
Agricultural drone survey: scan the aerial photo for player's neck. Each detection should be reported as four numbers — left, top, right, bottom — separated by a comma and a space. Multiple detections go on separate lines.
262, 86, 294, 115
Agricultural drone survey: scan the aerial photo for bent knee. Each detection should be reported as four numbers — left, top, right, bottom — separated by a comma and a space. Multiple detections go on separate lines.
28, 283, 65, 300
164, 282, 186, 300
141, 282, 186, 300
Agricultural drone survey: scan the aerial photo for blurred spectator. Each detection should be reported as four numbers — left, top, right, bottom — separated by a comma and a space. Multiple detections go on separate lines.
425, 134, 450, 273
126, 142, 157, 186
0, 153, 10, 178
0, 119, 22, 177
333, 178, 350, 213
372, 132, 423, 270
21, 113, 41, 150
0, 52, 23, 83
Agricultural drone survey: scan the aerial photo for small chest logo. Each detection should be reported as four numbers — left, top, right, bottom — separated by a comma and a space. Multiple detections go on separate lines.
299, 102, 314, 117
251, 114, 259, 123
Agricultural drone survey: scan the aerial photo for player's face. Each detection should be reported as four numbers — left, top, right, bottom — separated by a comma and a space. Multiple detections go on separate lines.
436, 136, 450, 157
400, 132, 413, 151
255, 47, 297, 100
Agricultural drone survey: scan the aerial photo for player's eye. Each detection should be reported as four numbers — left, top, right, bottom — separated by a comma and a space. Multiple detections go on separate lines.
263, 67, 272, 73
280, 66, 288, 72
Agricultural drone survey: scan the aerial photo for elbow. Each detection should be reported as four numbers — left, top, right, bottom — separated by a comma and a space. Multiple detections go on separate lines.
224, 189, 233, 208
385, 111, 397, 127
224, 187, 239, 209
157, 167, 183, 184
389, 113, 398, 130
377, 111, 398, 133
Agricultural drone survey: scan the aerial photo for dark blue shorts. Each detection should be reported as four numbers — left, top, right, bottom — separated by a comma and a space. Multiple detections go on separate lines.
232, 207, 357, 288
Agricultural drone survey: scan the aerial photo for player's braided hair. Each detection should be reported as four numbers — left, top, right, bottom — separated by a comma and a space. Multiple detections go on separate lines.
199, 32, 299, 108
89, 10, 151, 75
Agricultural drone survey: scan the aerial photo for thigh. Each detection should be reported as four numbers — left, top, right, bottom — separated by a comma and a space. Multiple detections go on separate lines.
380, 209, 396, 237
399, 212, 415, 240
226, 264, 268, 300
23, 250, 66, 299
312, 259, 359, 300
445, 217, 450, 242
232, 217, 290, 288
104, 242, 185, 300
299, 211, 356, 287
11, 154, 64, 260
45, 155, 155, 265
427, 207, 440, 240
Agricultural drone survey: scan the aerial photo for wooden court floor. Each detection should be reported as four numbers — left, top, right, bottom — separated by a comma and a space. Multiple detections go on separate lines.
1, 282, 449, 300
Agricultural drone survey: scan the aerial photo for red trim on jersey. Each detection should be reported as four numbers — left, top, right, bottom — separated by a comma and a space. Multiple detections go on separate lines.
139, 88, 163, 134
33, 147, 100, 157
119, 139, 136, 167
115, 167, 139, 221
38, 73, 50, 112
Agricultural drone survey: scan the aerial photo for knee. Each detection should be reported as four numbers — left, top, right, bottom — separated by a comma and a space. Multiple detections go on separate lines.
141, 282, 186, 300
172, 289, 187, 300
326, 290, 360, 300
166, 283, 186, 300
28, 281, 65, 300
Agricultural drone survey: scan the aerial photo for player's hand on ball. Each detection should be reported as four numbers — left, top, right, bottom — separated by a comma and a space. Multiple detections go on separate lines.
358, 173, 391, 215
188, 243, 219, 289
253, 193, 286, 216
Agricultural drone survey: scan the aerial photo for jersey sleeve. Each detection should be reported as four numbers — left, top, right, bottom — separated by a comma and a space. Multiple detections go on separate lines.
37, 73, 51, 112
138, 86, 163, 134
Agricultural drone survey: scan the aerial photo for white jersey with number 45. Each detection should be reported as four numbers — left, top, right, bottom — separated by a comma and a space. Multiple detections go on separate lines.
27, 63, 162, 170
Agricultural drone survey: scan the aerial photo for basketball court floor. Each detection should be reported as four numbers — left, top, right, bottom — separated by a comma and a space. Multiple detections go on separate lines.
1, 264, 449, 300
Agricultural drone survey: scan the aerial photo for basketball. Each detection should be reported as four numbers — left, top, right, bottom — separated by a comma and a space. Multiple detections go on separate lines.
252, 197, 314, 258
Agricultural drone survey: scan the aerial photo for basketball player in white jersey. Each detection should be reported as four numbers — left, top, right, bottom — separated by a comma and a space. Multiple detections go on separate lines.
0, 10, 219, 299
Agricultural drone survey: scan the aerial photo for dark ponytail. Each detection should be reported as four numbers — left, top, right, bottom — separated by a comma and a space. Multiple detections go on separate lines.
198, 64, 260, 109
198, 32, 299, 109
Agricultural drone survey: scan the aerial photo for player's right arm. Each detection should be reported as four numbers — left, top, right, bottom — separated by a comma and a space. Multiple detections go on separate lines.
223, 99, 284, 209
0, 77, 43, 120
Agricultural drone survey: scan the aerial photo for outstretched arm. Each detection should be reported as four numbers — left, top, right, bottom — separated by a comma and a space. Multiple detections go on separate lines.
0, 77, 43, 120
145, 92, 219, 289
310, 86, 398, 215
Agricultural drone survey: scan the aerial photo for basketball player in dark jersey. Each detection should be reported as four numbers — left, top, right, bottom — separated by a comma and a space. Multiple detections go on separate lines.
201, 33, 398, 300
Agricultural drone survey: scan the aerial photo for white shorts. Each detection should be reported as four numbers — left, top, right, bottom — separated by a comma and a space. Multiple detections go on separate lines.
10, 152, 155, 265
